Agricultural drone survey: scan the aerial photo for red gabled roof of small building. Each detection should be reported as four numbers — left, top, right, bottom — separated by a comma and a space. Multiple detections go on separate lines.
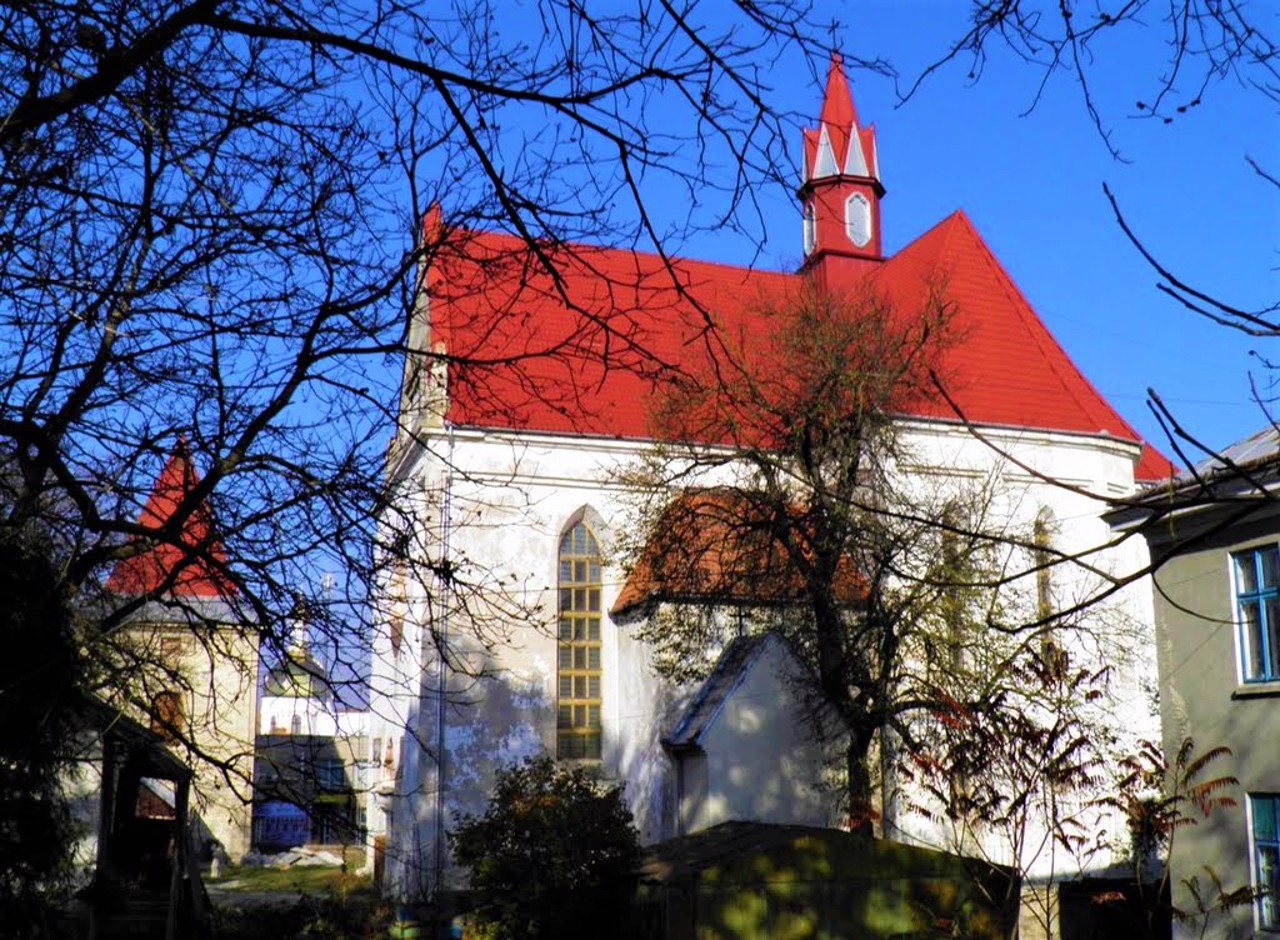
105, 442, 235, 598
424, 214, 1174, 482
611, 489, 867, 616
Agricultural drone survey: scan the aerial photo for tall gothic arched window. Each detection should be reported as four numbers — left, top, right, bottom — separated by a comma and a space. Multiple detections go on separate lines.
557, 521, 602, 759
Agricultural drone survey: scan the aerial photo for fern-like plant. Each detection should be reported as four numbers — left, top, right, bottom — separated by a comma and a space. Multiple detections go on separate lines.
1096, 737, 1245, 939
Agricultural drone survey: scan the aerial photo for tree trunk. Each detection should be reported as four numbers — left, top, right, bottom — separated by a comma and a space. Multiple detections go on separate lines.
846, 729, 875, 838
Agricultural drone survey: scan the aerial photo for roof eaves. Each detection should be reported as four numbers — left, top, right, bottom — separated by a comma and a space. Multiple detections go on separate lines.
662, 633, 774, 750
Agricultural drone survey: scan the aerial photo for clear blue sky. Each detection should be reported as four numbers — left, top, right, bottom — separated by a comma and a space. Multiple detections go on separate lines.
670, 4, 1278, 464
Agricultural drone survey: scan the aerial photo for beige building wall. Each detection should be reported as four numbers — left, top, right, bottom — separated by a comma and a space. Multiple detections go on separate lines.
1143, 509, 1280, 940
119, 619, 260, 861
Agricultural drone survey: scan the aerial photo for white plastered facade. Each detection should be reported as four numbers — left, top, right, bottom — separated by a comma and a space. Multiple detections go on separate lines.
366, 392, 1160, 899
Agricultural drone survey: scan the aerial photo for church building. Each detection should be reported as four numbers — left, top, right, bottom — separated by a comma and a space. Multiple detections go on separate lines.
368, 54, 1169, 900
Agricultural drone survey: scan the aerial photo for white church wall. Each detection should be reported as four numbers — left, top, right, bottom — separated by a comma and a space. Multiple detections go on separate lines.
371, 413, 1160, 895
697, 636, 838, 832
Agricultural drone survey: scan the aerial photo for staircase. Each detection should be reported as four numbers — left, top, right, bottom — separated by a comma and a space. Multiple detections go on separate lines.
94, 887, 171, 939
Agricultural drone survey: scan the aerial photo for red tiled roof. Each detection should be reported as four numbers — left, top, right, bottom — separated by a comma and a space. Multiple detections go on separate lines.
426, 212, 1173, 481
611, 489, 867, 615
105, 442, 235, 598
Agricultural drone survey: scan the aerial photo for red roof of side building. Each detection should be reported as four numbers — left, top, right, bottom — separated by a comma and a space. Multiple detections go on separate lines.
611, 489, 867, 616
105, 442, 235, 598
425, 213, 1174, 482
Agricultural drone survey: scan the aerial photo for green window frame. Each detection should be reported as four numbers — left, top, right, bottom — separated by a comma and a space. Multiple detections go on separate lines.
1252, 794, 1280, 931
1234, 546, 1280, 682
557, 521, 602, 760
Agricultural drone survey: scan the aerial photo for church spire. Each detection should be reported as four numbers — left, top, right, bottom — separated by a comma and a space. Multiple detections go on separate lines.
799, 53, 884, 271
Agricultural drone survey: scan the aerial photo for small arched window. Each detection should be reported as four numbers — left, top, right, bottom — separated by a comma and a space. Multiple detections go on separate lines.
557, 521, 603, 760
803, 202, 817, 256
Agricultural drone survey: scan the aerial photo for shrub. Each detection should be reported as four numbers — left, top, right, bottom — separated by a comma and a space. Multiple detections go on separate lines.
449, 756, 641, 939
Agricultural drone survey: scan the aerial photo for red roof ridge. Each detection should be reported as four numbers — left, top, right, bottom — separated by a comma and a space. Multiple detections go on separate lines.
432, 222, 795, 289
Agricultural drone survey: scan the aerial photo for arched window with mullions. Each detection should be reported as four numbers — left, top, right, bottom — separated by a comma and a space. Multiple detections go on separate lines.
557, 521, 603, 760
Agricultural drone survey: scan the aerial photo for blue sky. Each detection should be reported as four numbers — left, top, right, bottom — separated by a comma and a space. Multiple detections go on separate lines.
670, 4, 1278, 463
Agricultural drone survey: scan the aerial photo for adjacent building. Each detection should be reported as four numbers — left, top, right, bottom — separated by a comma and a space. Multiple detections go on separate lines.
1108, 424, 1280, 939
103, 442, 260, 862
253, 618, 371, 851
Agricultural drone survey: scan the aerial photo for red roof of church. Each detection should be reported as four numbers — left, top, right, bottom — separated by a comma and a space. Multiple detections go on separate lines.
425, 216, 1172, 481
421, 55, 1173, 483
105, 442, 235, 598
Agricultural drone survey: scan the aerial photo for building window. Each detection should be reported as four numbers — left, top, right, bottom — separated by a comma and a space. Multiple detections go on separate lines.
150, 691, 184, 744
316, 758, 346, 791
1234, 546, 1280, 682
1253, 794, 1280, 930
802, 202, 816, 256
557, 521, 602, 760
844, 192, 871, 247
159, 636, 184, 663
388, 561, 406, 655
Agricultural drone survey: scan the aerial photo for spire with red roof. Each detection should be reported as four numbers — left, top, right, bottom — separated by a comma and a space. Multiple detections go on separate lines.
799, 52, 884, 275
105, 440, 235, 598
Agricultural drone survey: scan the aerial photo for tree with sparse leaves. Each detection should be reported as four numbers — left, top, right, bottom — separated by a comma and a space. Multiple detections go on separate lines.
621, 276, 1097, 833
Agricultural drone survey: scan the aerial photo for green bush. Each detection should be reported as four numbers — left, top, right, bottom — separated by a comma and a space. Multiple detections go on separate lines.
449, 756, 641, 940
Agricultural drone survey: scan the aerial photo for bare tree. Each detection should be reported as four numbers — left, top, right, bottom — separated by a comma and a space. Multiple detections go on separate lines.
617, 275, 1110, 833
908, 2, 1278, 159
0, 0, 842, 889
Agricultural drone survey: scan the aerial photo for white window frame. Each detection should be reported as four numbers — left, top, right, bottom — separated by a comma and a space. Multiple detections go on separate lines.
1232, 545, 1280, 684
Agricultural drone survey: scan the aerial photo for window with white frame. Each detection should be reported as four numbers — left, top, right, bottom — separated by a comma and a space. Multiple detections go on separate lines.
1233, 546, 1280, 682
802, 202, 816, 256
1252, 793, 1280, 931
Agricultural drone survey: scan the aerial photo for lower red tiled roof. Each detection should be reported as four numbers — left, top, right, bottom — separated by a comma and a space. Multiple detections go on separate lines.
611, 488, 867, 616
425, 211, 1173, 481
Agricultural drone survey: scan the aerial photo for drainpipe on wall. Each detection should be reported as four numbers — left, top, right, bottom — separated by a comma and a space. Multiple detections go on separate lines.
432, 428, 455, 896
